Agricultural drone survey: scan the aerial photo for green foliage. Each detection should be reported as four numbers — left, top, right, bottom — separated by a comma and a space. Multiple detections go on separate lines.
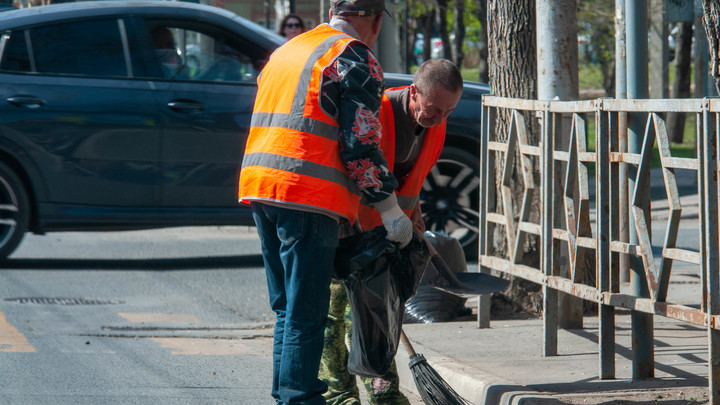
577, 0, 615, 95
405, 0, 484, 59
578, 64, 604, 94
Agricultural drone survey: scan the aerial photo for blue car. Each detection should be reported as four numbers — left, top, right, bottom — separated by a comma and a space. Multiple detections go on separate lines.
0, 1, 488, 259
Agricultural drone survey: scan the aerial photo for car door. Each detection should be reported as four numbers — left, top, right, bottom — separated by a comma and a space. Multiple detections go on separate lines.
138, 19, 263, 208
0, 17, 161, 207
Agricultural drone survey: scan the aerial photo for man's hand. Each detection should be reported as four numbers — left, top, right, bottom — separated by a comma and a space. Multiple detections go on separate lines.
379, 204, 413, 248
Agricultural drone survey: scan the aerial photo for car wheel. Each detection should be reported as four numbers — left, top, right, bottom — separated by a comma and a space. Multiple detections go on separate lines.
420, 146, 479, 260
0, 162, 28, 260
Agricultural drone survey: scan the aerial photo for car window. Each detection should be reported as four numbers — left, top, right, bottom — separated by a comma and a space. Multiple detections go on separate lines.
148, 22, 258, 83
32, 19, 126, 77
0, 31, 30, 72
0, 18, 127, 77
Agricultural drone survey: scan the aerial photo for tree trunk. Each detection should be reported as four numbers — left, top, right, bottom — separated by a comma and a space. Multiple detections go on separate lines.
435, 0, 452, 60
487, 0, 541, 317
477, 0, 489, 83
702, 0, 720, 94
421, 10, 435, 63
668, 22, 694, 144
453, 0, 466, 67
488, 1, 536, 100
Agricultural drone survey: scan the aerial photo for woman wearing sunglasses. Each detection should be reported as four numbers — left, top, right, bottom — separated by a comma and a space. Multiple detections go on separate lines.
279, 13, 306, 41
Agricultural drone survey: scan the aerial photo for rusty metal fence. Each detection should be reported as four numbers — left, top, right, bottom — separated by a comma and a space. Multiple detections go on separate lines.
479, 96, 720, 399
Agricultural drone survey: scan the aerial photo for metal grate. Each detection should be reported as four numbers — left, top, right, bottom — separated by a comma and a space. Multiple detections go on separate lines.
4, 297, 125, 305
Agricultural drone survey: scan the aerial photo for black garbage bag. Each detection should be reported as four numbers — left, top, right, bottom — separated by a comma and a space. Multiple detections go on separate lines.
334, 226, 430, 377
404, 231, 511, 323
404, 231, 468, 324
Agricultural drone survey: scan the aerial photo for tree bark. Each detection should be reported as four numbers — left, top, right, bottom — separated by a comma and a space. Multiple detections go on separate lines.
435, 0, 452, 60
420, 10, 435, 63
702, 0, 720, 94
668, 22, 694, 144
477, 0, 489, 83
488, 1, 536, 100
453, 0, 466, 67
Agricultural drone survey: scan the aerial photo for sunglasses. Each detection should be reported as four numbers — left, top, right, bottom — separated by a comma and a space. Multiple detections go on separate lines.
285, 23, 301, 29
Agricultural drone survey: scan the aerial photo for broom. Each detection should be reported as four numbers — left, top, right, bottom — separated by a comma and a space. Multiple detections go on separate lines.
399, 328, 472, 405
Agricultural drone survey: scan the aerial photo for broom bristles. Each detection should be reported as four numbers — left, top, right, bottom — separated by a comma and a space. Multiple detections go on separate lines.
408, 353, 472, 405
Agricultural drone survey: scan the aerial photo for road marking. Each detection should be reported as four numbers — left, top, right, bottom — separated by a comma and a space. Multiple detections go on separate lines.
150, 338, 256, 355
0, 311, 36, 353
120, 313, 268, 356
118, 313, 201, 324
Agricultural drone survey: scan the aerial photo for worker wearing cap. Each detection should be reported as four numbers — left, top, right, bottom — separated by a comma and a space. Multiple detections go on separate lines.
238, 0, 412, 403
319, 59, 464, 405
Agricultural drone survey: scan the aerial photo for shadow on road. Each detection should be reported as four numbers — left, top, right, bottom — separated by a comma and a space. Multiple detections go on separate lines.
0, 254, 265, 270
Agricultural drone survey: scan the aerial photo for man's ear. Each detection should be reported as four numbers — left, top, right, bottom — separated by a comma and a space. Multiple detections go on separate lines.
372, 14, 383, 34
409, 83, 418, 97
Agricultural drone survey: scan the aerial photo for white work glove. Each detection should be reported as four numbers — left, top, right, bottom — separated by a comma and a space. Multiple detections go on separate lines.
375, 196, 413, 248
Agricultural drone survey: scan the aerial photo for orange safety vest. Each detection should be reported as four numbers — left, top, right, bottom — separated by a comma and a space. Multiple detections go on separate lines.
238, 24, 364, 222
357, 87, 446, 231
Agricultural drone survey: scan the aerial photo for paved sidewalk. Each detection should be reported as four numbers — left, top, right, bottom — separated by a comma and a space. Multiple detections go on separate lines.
396, 309, 710, 404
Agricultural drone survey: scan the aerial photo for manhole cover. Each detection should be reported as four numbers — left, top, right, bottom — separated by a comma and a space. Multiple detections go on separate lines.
4, 297, 125, 305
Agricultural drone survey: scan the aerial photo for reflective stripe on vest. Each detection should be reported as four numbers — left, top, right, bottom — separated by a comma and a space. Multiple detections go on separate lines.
358, 87, 446, 230
239, 24, 363, 221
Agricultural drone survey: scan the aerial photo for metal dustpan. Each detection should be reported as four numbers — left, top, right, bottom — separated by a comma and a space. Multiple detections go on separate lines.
424, 253, 509, 298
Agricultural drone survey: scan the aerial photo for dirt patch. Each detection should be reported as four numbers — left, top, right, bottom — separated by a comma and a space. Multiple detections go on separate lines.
532, 387, 710, 404
490, 276, 544, 319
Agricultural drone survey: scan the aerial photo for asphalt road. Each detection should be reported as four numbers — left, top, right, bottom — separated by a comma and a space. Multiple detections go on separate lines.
0, 226, 277, 405
0, 226, 425, 405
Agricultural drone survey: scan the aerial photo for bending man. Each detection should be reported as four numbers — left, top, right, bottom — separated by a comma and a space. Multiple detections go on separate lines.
320, 59, 464, 405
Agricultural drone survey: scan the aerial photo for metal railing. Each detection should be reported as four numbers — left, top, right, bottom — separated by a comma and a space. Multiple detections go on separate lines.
479, 96, 720, 401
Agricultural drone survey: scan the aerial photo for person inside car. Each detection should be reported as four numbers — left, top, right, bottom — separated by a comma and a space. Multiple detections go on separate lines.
152, 25, 187, 79
278, 13, 306, 41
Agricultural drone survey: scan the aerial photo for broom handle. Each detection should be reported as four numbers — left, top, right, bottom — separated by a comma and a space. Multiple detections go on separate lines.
399, 328, 417, 357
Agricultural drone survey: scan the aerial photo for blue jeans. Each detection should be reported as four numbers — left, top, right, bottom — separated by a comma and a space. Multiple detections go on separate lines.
251, 202, 338, 405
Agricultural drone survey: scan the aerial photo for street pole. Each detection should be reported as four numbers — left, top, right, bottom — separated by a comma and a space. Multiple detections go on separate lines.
626, 0, 654, 380
376, 2, 400, 73
536, 0, 581, 334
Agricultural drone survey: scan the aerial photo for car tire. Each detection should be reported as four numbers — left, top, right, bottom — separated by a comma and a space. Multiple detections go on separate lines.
420, 146, 479, 260
0, 162, 28, 260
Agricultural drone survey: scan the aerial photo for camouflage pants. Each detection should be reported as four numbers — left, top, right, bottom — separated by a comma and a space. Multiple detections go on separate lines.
319, 280, 410, 405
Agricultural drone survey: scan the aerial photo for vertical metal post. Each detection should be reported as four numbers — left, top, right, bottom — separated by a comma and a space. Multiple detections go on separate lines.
697, 1, 708, 311
612, 1, 626, 380
616, 0, 630, 284
537, 0, 582, 330
699, 109, 708, 313
597, 103, 615, 379
477, 102, 491, 329
543, 106, 558, 356
702, 104, 720, 403
376, 3, 401, 73
626, 0, 654, 380
536, 0, 579, 101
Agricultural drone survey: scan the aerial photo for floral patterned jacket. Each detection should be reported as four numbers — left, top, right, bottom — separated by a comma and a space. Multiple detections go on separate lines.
320, 40, 398, 205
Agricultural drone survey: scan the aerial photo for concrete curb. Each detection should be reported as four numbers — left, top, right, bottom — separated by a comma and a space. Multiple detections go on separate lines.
396, 334, 525, 405
395, 313, 711, 405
